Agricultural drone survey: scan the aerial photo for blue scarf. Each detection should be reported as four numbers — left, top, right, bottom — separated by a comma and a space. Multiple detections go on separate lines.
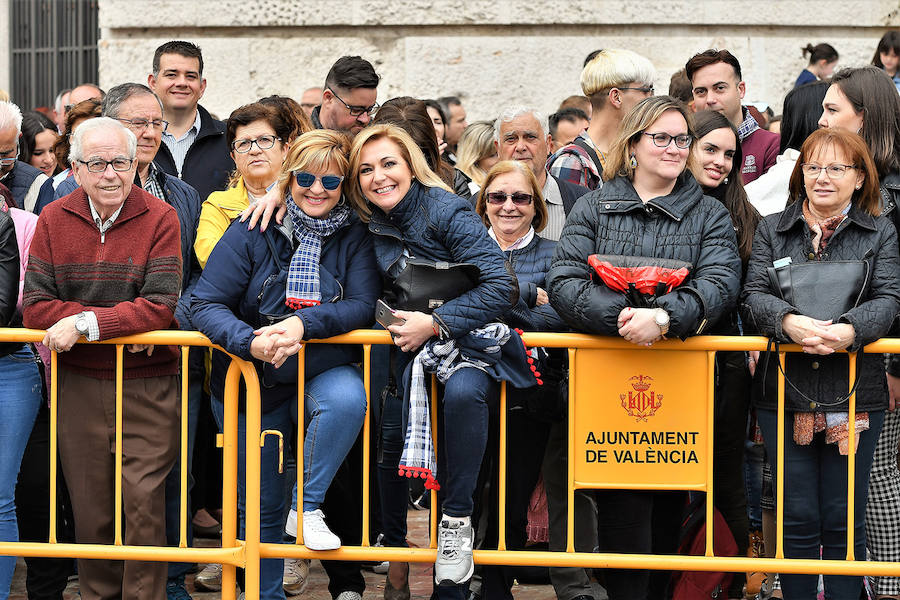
284, 194, 351, 309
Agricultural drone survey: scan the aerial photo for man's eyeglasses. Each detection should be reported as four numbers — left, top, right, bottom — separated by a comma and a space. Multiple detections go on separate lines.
294, 172, 344, 191
327, 87, 379, 118
0, 147, 18, 166
78, 157, 135, 173
619, 85, 655, 95
485, 191, 533, 206
232, 135, 280, 153
800, 163, 858, 180
115, 117, 169, 133
643, 132, 692, 149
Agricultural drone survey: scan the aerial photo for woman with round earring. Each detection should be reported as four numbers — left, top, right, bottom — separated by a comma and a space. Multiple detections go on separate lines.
547, 96, 742, 598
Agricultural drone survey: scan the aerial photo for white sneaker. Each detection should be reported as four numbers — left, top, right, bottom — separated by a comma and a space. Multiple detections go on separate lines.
285, 508, 298, 538
435, 514, 474, 585
283, 558, 310, 596
303, 509, 341, 550
335, 593, 362, 600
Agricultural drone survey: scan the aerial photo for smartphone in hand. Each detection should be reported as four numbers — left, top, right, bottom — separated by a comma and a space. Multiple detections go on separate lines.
375, 299, 405, 329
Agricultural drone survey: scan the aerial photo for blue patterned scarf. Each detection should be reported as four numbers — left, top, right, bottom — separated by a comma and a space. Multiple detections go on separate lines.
284, 193, 351, 309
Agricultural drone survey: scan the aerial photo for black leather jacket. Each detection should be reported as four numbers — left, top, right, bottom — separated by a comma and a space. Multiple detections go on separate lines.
741, 199, 900, 412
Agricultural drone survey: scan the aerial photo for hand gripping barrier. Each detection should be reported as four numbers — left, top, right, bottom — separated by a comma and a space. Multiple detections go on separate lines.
3, 328, 900, 599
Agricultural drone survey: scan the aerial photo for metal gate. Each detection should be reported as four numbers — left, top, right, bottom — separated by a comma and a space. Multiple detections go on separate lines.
9, 0, 98, 110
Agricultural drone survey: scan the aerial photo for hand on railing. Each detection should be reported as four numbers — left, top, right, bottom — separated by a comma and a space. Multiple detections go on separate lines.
250, 316, 304, 368
535, 287, 549, 306
43, 315, 80, 353
617, 307, 663, 346
126, 344, 155, 356
782, 314, 855, 355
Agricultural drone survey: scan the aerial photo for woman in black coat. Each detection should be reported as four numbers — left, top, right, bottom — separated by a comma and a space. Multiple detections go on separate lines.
547, 96, 741, 599
740, 128, 900, 599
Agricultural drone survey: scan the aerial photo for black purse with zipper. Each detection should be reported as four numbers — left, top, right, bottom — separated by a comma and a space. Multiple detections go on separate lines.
393, 257, 480, 313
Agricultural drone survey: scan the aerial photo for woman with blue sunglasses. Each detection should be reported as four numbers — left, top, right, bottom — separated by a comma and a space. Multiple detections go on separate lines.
191, 129, 379, 600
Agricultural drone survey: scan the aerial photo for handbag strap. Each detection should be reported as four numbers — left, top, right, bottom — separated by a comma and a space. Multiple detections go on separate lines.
263, 227, 286, 270
764, 338, 863, 409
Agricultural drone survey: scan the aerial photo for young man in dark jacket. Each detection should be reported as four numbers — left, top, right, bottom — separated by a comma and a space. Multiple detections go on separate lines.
148, 40, 234, 203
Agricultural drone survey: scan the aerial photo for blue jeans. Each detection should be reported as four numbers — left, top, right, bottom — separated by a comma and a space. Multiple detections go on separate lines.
758, 408, 883, 599
0, 347, 43, 597
211, 364, 366, 600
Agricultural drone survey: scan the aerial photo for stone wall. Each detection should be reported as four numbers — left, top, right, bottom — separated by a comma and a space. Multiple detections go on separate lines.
97, 0, 900, 122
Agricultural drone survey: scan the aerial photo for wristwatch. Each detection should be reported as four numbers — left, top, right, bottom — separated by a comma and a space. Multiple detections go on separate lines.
74, 312, 90, 337
654, 308, 670, 336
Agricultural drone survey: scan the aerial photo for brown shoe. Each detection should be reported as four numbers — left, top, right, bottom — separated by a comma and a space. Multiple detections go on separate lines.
744, 530, 767, 598
384, 574, 410, 600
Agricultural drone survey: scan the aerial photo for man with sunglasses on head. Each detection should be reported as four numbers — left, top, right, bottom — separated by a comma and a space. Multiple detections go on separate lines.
148, 40, 234, 203
548, 48, 656, 191
312, 56, 380, 138
0, 101, 55, 213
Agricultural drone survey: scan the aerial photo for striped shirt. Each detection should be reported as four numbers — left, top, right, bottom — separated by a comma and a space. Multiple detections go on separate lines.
538, 172, 565, 242
160, 110, 201, 176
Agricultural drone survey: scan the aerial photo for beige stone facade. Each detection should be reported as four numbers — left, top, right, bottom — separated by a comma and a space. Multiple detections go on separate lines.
97, 0, 900, 122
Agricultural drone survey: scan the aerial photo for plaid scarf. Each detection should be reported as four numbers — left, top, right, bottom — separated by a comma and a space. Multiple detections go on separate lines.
284, 194, 351, 309
400, 323, 513, 490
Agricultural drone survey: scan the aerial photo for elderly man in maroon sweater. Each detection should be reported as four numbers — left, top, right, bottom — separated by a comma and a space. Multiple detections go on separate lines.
23, 117, 182, 600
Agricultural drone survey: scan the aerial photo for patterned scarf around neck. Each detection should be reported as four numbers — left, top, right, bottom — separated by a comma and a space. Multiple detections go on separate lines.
794, 199, 867, 455
284, 194, 351, 309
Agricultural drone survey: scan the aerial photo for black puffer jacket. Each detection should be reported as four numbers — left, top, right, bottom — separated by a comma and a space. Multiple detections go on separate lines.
547, 173, 741, 338
740, 199, 900, 412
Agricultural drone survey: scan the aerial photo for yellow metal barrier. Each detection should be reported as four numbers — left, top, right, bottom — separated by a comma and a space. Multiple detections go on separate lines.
3, 327, 900, 599
0, 328, 253, 600
258, 330, 900, 588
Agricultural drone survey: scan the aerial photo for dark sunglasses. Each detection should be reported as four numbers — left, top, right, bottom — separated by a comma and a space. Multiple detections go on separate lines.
294, 172, 344, 190
485, 191, 533, 205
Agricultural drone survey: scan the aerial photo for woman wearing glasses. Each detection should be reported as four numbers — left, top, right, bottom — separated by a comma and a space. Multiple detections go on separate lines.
191, 129, 379, 600
741, 128, 900, 599
547, 96, 742, 599
194, 102, 294, 268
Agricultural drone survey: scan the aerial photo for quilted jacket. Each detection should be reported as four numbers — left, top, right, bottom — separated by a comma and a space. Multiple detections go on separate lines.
740, 199, 900, 412
547, 172, 741, 339
368, 180, 517, 338
502, 234, 565, 332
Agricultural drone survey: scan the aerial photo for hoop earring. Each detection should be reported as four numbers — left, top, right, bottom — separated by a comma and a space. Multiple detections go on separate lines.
629, 153, 638, 169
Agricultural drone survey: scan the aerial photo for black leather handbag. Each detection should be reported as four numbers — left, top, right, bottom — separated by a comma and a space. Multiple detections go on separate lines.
393, 257, 480, 313
766, 257, 870, 321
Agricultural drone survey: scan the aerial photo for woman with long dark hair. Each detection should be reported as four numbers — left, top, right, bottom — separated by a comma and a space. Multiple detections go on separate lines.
689, 109, 760, 598
818, 64, 900, 600
872, 31, 900, 93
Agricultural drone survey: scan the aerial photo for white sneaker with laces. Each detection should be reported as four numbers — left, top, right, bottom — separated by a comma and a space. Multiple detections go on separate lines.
193, 562, 223, 592
282, 558, 310, 596
434, 514, 474, 585
303, 508, 341, 550
285, 508, 298, 538
335, 592, 362, 600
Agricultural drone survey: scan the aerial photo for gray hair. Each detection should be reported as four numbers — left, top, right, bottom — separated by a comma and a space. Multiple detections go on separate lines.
69, 117, 137, 164
101, 83, 163, 118
493, 106, 548, 143
0, 101, 23, 134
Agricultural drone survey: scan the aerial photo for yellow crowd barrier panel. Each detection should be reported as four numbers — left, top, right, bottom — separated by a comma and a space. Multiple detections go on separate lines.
0, 328, 254, 600
258, 330, 900, 593
3, 327, 900, 600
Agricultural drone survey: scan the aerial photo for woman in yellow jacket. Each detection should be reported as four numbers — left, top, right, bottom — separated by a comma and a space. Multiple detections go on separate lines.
195, 102, 296, 267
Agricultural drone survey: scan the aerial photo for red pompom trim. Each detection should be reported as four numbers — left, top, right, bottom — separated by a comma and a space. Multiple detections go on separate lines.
285, 298, 320, 309
397, 466, 440, 490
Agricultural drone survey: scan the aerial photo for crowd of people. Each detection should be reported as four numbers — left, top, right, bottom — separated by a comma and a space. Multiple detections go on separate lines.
0, 29, 899, 600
